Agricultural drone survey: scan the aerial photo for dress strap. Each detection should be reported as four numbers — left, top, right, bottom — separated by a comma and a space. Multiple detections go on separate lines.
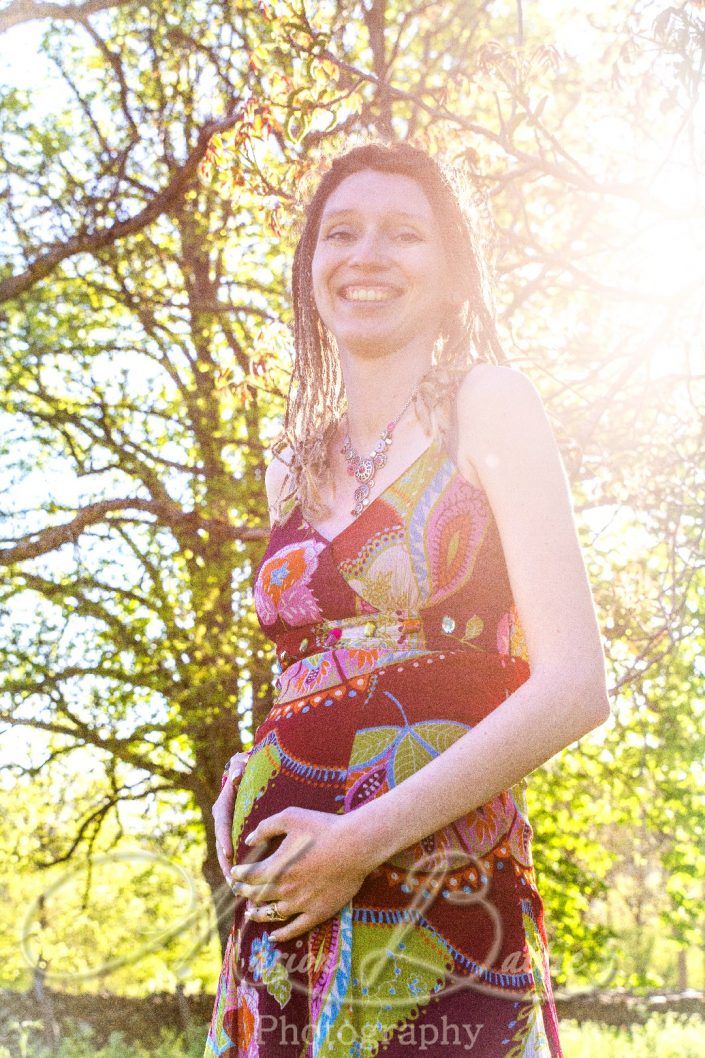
446, 377, 461, 467
445, 360, 483, 466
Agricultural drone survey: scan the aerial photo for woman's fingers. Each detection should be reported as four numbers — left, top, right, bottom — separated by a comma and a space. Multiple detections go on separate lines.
216, 840, 233, 883
227, 751, 250, 785
214, 797, 235, 882
215, 812, 234, 861
212, 748, 254, 885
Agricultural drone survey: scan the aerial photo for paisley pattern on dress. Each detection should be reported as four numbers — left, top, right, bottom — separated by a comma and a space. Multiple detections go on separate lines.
204, 433, 563, 1058
254, 539, 327, 627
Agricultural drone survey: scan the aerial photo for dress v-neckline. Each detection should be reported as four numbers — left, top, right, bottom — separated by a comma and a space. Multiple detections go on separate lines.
295, 436, 441, 549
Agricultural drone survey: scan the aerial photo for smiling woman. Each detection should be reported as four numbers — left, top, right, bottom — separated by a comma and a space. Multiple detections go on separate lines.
311, 175, 460, 377
204, 141, 610, 1058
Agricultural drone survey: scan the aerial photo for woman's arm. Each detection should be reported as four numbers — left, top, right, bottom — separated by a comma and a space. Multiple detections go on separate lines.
212, 446, 294, 883
339, 364, 611, 871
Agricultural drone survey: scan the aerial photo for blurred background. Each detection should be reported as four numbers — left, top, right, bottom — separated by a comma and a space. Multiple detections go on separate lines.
0, 1, 703, 1055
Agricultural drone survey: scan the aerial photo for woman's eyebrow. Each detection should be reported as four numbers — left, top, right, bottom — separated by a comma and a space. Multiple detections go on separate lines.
321, 208, 429, 223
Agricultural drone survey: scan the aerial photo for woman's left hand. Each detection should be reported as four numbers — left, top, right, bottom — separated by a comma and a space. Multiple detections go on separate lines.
229, 807, 373, 942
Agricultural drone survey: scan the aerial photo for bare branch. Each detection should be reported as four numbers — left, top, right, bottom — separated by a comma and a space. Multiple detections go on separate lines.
0, 0, 131, 34
0, 111, 243, 304
0, 497, 266, 565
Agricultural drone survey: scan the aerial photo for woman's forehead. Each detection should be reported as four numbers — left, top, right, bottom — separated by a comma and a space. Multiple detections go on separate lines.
320, 169, 436, 221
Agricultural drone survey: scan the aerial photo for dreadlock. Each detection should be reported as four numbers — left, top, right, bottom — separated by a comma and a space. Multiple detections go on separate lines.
269, 139, 506, 526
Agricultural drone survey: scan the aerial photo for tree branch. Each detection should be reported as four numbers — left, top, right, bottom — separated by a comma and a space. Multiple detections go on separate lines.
0, 111, 243, 304
0, 497, 266, 565
0, 0, 131, 34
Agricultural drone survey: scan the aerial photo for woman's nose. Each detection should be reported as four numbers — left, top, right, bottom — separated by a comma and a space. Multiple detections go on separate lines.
347, 229, 389, 264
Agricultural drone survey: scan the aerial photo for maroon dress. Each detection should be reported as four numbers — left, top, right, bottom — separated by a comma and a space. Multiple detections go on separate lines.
204, 413, 564, 1057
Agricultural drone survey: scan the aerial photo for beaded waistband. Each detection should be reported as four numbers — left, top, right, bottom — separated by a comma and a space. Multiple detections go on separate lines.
273, 611, 429, 704
277, 611, 425, 667
271, 614, 518, 703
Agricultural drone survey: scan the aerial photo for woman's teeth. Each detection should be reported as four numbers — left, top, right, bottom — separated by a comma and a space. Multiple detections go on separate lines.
340, 286, 400, 302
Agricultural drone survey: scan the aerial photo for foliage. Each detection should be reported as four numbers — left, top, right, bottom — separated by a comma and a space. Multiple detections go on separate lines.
0, 0, 703, 991
558, 1012, 705, 1058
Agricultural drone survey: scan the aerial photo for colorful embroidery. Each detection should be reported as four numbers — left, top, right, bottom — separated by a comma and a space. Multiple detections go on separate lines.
254, 539, 326, 627
230, 741, 281, 849
205, 435, 562, 1058
249, 932, 292, 1009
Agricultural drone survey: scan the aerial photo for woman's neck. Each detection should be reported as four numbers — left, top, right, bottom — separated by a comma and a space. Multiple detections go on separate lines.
338, 351, 432, 451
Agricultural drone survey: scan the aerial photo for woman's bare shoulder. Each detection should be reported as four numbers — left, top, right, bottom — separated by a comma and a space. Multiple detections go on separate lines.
458, 362, 544, 435
458, 361, 539, 405
455, 362, 544, 471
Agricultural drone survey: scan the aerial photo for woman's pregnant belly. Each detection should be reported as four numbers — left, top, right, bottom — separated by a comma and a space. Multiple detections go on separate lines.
231, 648, 534, 875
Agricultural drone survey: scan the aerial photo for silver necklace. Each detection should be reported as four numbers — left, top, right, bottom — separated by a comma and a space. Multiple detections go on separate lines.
340, 384, 421, 517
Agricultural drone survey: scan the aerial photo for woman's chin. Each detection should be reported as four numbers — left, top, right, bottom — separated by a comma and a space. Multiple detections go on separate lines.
334, 332, 402, 358
332, 323, 438, 361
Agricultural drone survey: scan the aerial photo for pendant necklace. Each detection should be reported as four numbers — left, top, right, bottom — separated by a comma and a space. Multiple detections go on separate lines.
340, 383, 421, 518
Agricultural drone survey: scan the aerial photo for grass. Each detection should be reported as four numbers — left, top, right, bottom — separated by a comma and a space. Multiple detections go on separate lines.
558, 1012, 704, 1057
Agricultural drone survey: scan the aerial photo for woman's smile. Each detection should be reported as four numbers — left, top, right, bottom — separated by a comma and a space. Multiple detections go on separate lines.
337, 284, 404, 303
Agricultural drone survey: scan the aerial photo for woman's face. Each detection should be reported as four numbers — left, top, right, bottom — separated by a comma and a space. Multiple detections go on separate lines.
310, 168, 457, 360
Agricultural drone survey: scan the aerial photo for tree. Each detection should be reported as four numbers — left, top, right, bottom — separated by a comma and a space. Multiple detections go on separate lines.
0, 0, 703, 987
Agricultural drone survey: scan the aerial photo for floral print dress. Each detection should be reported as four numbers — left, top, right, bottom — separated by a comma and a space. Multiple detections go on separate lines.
204, 425, 564, 1058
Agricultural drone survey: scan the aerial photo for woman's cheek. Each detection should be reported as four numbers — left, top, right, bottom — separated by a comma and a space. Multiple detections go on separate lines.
311, 280, 335, 324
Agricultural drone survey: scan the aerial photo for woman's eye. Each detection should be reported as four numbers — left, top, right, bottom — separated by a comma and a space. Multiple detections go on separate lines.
323, 229, 422, 244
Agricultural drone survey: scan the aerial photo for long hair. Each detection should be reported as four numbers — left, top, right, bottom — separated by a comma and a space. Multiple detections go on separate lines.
270, 139, 506, 526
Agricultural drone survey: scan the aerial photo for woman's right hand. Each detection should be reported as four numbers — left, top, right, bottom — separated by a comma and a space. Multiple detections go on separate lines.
212, 751, 252, 886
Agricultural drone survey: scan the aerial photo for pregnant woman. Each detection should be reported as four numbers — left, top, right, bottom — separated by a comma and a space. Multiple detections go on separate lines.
204, 139, 611, 1057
